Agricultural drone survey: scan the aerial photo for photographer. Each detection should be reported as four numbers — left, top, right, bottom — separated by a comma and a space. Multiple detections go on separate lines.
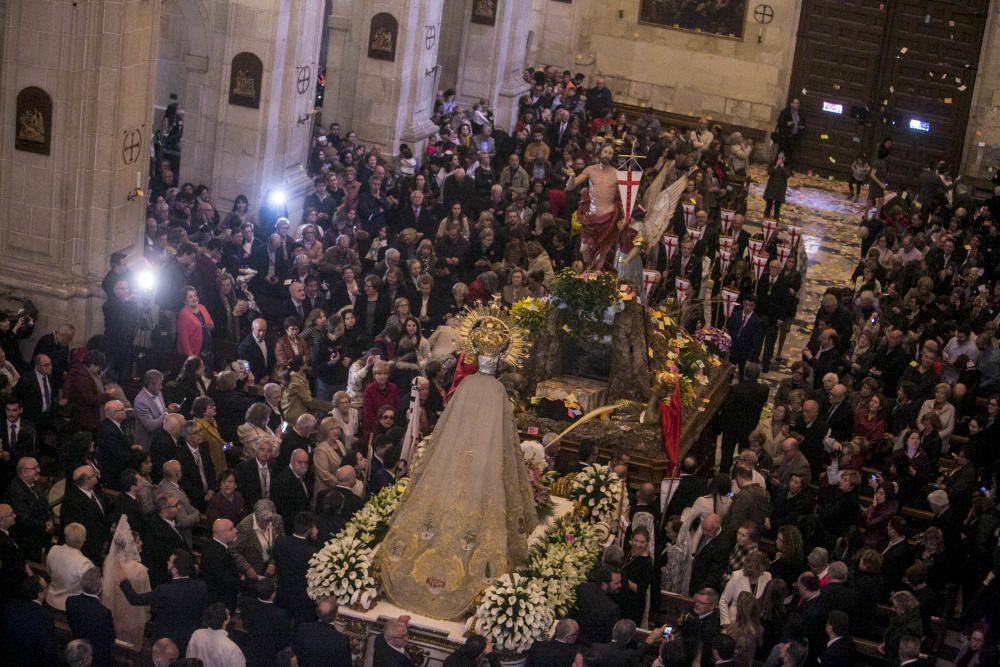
0, 310, 34, 372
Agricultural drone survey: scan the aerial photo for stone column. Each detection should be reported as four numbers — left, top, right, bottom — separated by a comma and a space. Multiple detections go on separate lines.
455, 0, 532, 132
0, 0, 159, 339
325, 0, 444, 156
211, 0, 327, 218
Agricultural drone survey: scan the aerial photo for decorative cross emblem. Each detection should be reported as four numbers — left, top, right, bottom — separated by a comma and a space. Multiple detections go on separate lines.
425, 25, 436, 50
617, 168, 642, 224
753, 4, 774, 24
295, 65, 312, 95
121, 128, 142, 165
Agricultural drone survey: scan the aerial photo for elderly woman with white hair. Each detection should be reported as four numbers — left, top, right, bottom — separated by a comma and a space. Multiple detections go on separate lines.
46, 522, 95, 611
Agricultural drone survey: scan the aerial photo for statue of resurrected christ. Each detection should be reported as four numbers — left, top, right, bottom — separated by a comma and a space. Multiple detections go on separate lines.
564, 144, 623, 270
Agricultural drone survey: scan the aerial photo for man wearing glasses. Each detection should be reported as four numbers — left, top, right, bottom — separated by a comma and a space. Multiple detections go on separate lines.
3, 457, 53, 561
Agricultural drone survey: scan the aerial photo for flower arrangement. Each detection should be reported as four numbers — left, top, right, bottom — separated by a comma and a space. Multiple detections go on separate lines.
525, 541, 593, 616
472, 573, 555, 655
306, 480, 408, 607
568, 464, 624, 524
306, 535, 378, 609
510, 297, 550, 335
550, 269, 618, 340
693, 325, 732, 355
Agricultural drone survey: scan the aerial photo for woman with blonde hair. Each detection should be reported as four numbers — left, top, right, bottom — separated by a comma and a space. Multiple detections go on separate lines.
724, 591, 764, 666
525, 239, 556, 287
237, 402, 275, 460
882, 590, 922, 664
916, 382, 956, 442
191, 396, 226, 476
501, 267, 531, 305
719, 550, 772, 626
312, 416, 350, 506
328, 390, 359, 450
298, 223, 324, 266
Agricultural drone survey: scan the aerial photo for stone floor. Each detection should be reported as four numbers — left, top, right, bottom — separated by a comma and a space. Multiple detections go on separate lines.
743, 167, 868, 382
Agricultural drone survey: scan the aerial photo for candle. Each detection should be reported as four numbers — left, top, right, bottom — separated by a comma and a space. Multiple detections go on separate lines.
136, 171, 141, 190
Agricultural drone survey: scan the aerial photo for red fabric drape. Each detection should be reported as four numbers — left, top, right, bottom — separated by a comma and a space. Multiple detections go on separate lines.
659, 384, 682, 476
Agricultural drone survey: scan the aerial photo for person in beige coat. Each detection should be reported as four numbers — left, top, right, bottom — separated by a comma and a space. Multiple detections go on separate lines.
311, 417, 349, 506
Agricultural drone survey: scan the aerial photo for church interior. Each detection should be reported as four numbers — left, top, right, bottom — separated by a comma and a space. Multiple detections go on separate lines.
1, 0, 1000, 665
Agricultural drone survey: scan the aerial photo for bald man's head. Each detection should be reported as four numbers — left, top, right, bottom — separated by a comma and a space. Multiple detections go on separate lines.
335, 465, 357, 486
702, 513, 721, 537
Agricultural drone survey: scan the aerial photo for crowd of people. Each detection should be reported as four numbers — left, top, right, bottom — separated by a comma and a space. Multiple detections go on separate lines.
0, 62, 999, 666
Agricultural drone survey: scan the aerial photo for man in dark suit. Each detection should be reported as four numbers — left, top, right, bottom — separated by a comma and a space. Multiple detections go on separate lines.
150, 414, 185, 484
727, 296, 764, 379
822, 384, 853, 443
393, 190, 436, 236
665, 237, 703, 299
249, 235, 289, 301
272, 449, 312, 534
176, 420, 216, 512
201, 518, 241, 611
292, 597, 352, 667
682, 589, 722, 667
96, 400, 140, 492
112, 468, 144, 533
0, 575, 57, 666
527, 619, 580, 667
3, 456, 52, 561
790, 572, 830, 665
332, 466, 365, 520
1, 397, 38, 490
119, 549, 208, 655
13, 355, 55, 440
60, 465, 111, 565
372, 617, 417, 666
272, 511, 319, 626
237, 319, 276, 384
881, 516, 914, 599
793, 400, 828, 478
0, 503, 28, 600
820, 562, 859, 619
142, 493, 189, 588
821, 610, 855, 666
237, 438, 275, 512
755, 259, 790, 372
803, 327, 845, 390
277, 414, 315, 469
241, 578, 291, 667
572, 565, 622, 645
664, 456, 708, 518
590, 619, 645, 667
31, 325, 73, 391
689, 513, 729, 595
66, 567, 116, 667
717, 362, 770, 473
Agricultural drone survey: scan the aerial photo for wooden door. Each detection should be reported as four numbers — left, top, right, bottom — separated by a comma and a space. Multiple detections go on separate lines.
786, 0, 988, 186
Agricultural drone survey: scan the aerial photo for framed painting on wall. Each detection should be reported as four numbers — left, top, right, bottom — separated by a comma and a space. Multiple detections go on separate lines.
471, 0, 498, 25
638, 0, 749, 39
229, 52, 263, 108
15, 87, 52, 155
368, 12, 398, 61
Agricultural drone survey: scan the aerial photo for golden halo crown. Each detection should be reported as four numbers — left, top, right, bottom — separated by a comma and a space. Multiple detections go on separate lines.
456, 297, 529, 370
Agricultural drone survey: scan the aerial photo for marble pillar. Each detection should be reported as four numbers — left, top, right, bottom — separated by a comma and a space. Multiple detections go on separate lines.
0, 0, 159, 340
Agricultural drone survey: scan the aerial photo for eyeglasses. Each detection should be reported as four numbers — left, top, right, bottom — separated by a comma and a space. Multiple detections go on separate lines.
381, 415, 395, 421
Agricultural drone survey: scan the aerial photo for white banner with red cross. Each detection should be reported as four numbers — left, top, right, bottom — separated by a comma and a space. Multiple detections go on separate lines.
676, 277, 691, 305
686, 226, 704, 242
787, 224, 801, 248
777, 243, 792, 267
749, 239, 764, 256
662, 234, 679, 262
721, 209, 735, 235
616, 166, 643, 227
682, 204, 696, 228
762, 218, 777, 244
719, 249, 733, 276
721, 287, 740, 319
719, 235, 735, 255
642, 269, 660, 301
750, 253, 768, 282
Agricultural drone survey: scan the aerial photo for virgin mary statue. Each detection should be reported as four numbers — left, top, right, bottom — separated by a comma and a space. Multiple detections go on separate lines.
378, 301, 538, 619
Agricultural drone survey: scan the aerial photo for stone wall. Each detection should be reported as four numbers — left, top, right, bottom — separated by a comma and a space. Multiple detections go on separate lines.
962, 7, 1000, 181
528, 0, 802, 131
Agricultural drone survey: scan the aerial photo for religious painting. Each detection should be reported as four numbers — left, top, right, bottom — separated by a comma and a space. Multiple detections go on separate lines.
368, 13, 398, 61
638, 0, 749, 40
471, 0, 498, 26
15, 87, 52, 155
229, 52, 263, 108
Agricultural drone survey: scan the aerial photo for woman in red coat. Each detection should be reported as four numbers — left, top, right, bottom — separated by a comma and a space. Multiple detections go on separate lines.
64, 349, 110, 431
853, 393, 887, 445
176, 286, 214, 364
361, 360, 398, 443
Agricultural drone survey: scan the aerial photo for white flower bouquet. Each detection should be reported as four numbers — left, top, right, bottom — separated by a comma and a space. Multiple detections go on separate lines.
568, 464, 624, 524
306, 535, 378, 609
341, 478, 407, 548
524, 541, 595, 616
473, 573, 555, 656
